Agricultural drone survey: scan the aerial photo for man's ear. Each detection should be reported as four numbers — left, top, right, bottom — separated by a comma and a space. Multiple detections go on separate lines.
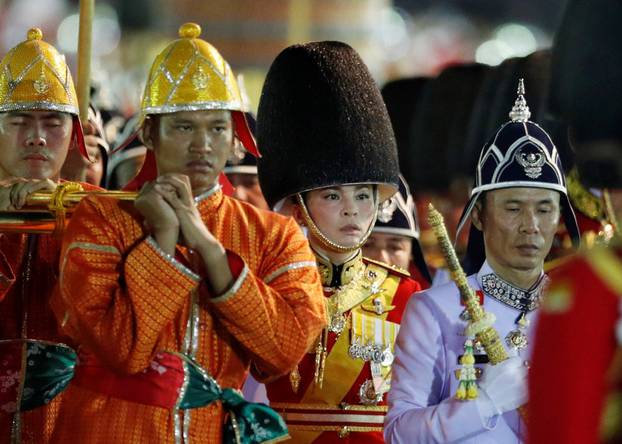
140, 117, 155, 150
471, 202, 484, 231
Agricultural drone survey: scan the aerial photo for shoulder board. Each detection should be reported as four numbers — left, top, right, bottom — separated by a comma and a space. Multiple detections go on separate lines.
363, 256, 411, 278
544, 254, 575, 273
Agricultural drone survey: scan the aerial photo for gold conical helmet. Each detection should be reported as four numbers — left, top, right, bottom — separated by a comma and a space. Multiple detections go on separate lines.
0, 28, 79, 115
140, 22, 257, 156
141, 22, 244, 115
125, 23, 258, 191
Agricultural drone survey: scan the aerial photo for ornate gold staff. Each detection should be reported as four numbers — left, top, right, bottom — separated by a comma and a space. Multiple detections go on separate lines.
0, 186, 137, 234
427, 203, 508, 364
427, 204, 528, 419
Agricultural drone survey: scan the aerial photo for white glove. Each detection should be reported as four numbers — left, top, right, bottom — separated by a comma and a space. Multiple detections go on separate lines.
477, 356, 528, 416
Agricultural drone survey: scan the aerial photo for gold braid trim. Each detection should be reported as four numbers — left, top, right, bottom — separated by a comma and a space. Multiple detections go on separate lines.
567, 168, 606, 220
287, 424, 383, 433
271, 402, 387, 412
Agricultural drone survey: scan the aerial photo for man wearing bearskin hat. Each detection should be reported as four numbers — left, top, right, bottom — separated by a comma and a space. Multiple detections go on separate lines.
0, 28, 100, 443
50, 23, 326, 443
256, 41, 423, 443
385, 81, 580, 443
363, 174, 432, 288
529, 1, 622, 442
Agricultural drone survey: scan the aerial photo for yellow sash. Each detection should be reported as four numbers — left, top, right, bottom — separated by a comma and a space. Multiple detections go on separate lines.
289, 266, 401, 443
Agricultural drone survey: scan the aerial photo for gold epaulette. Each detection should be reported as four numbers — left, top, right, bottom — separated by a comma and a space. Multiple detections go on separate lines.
544, 253, 577, 273
566, 168, 606, 221
362, 257, 411, 278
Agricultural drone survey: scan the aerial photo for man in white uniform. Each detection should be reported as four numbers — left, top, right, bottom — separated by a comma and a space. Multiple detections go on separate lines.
385, 81, 580, 443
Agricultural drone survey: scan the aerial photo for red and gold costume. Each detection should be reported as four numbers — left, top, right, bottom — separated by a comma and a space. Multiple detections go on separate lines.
50, 186, 325, 443
0, 185, 99, 444
267, 252, 421, 443
530, 244, 622, 444
0, 27, 96, 444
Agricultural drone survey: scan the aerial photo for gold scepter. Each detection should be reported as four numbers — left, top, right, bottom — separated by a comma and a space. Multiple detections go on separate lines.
0, 186, 137, 234
427, 203, 508, 364
427, 203, 528, 420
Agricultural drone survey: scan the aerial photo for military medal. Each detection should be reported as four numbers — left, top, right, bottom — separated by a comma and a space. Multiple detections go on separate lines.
328, 312, 346, 334
380, 346, 394, 367
348, 337, 363, 359
505, 312, 530, 351
359, 379, 383, 405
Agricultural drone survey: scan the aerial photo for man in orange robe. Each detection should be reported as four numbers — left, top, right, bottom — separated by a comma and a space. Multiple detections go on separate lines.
0, 28, 97, 443
51, 23, 326, 443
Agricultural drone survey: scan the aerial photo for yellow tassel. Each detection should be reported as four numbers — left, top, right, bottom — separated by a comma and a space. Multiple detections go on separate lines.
466, 382, 478, 400
461, 353, 475, 365
455, 339, 479, 400
455, 383, 466, 400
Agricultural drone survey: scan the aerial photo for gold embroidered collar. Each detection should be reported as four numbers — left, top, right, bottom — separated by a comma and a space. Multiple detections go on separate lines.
315, 249, 365, 288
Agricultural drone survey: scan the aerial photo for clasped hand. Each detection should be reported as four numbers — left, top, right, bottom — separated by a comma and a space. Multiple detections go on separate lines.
135, 174, 219, 257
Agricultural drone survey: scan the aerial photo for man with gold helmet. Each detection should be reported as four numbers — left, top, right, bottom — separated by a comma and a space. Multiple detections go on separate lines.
0, 28, 97, 444
256, 41, 423, 443
50, 23, 326, 443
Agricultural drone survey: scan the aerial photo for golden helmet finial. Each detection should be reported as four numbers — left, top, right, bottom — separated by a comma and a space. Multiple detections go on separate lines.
27, 27, 43, 41
0, 26, 78, 114
179, 22, 201, 39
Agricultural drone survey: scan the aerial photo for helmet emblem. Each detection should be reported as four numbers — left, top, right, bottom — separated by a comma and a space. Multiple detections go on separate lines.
515, 149, 545, 179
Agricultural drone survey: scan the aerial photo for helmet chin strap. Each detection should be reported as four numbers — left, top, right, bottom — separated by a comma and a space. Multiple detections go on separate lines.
295, 188, 378, 254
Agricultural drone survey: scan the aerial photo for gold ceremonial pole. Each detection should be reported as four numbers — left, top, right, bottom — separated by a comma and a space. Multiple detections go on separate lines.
427, 204, 508, 364
287, 0, 311, 45
0, 189, 137, 233
427, 203, 528, 420
77, 0, 94, 121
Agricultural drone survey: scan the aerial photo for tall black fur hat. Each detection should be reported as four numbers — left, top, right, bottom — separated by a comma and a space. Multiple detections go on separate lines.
257, 41, 399, 209
551, 0, 622, 187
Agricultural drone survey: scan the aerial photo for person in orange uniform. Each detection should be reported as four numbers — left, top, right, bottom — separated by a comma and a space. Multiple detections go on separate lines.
529, 1, 622, 442
50, 23, 326, 444
0, 28, 97, 444
256, 41, 422, 443
363, 175, 432, 288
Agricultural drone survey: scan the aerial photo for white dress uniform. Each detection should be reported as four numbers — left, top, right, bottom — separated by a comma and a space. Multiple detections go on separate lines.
385, 261, 542, 443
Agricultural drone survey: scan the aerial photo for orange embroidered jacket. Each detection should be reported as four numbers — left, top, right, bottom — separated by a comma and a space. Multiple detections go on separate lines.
0, 181, 99, 444
50, 186, 326, 443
